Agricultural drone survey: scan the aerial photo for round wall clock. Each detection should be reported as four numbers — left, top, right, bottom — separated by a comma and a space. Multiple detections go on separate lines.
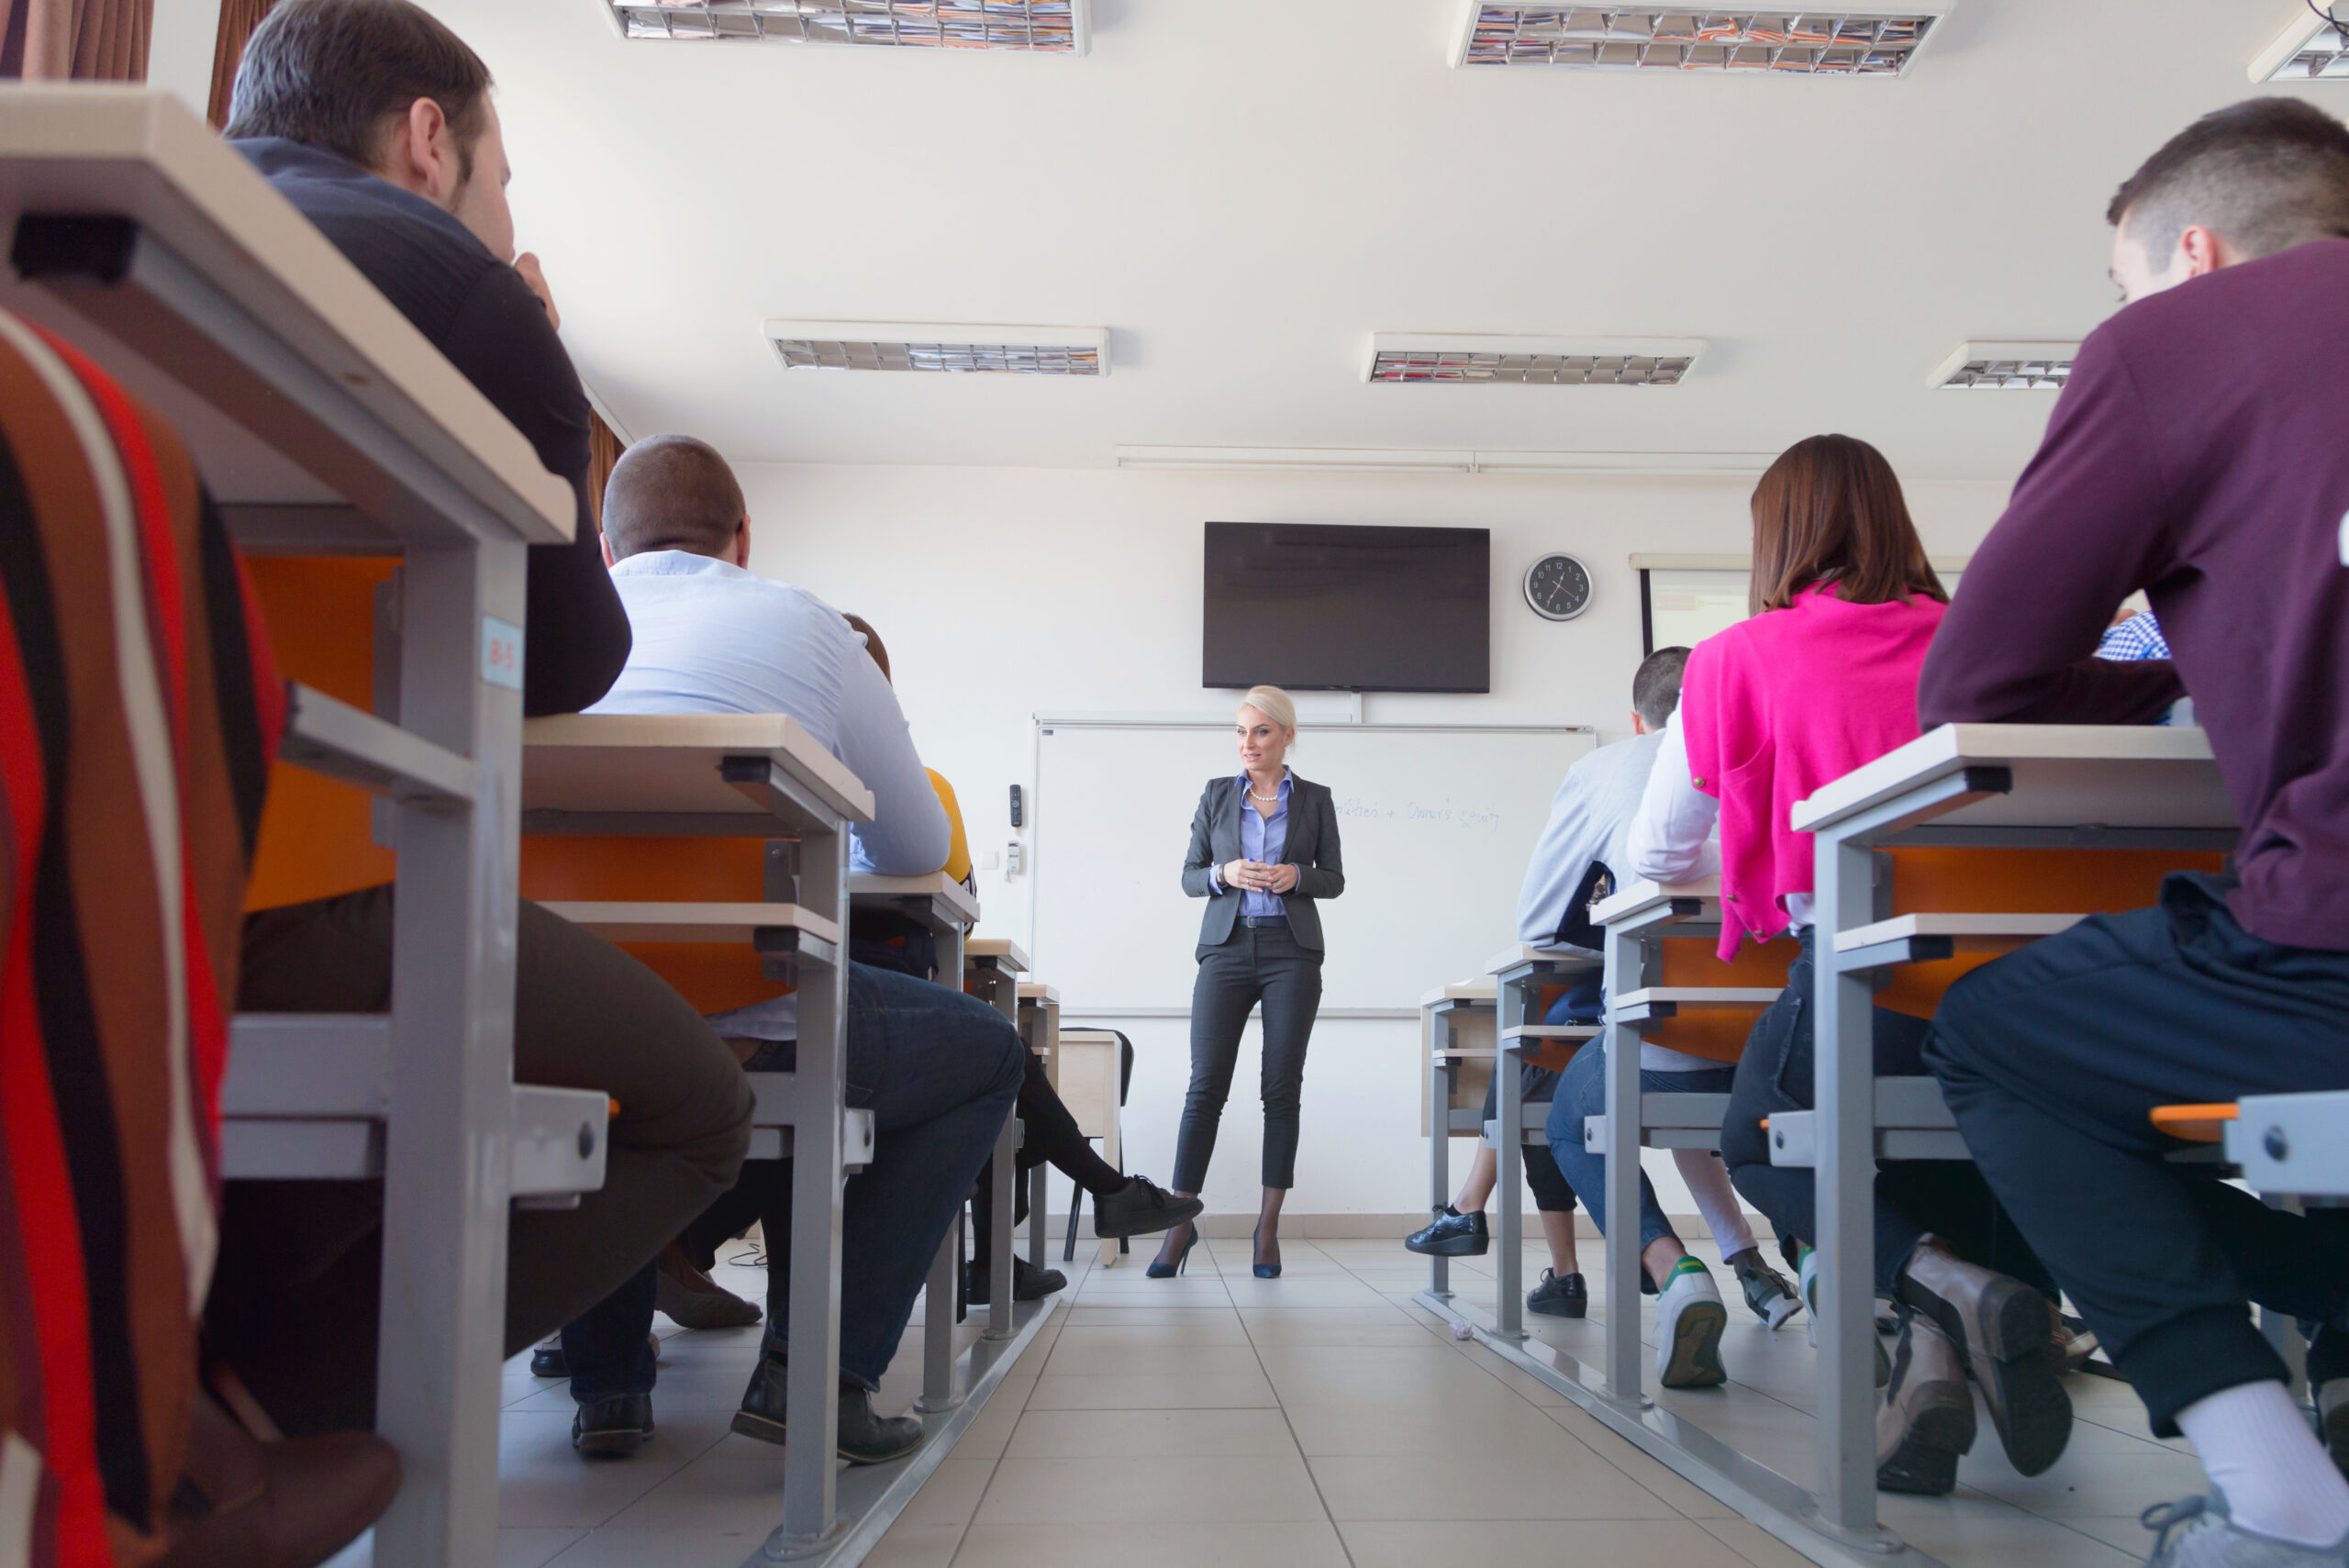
1524, 552, 1594, 622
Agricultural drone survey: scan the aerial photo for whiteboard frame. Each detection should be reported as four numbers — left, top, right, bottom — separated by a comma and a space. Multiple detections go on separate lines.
1025, 716, 1597, 997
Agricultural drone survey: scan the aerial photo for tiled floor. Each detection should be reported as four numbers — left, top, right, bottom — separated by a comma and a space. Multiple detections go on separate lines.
345, 1231, 2201, 1568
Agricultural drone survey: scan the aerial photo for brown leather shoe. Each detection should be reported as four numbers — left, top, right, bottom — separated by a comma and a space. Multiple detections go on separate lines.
157, 1386, 400, 1568
656, 1242, 763, 1330
1876, 1314, 1976, 1496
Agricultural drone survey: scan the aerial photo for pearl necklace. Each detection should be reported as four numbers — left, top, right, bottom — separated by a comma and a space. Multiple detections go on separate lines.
1247, 775, 1283, 801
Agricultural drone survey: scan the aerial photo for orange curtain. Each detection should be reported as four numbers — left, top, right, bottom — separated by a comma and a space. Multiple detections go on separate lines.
588, 409, 626, 535
0, 0, 150, 80
206, 0, 276, 128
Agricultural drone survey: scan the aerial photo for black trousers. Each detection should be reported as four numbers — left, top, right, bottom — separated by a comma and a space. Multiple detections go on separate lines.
971, 1045, 1128, 1265
1481, 1062, 1577, 1214
1175, 919, 1322, 1191
1926, 872, 2349, 1435
1720, 928, 2053, 1299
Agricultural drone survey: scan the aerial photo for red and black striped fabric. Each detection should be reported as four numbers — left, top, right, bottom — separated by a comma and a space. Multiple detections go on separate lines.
0, 311, 284, 1568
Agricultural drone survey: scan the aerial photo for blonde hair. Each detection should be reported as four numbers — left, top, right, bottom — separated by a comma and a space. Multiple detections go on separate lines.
1240, 684, 1297, 734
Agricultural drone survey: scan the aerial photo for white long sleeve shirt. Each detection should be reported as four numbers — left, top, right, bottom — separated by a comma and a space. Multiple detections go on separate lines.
586, 549, 951, 1036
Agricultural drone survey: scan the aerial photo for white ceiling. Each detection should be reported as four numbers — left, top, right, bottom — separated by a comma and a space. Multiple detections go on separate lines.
428, 0, 2329, 479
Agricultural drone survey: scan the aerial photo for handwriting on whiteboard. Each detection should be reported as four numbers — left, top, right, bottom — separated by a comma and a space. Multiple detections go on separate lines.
1332, 795, 1505, 832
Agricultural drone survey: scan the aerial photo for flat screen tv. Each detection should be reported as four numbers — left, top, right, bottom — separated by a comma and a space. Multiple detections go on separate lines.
1201, 522, 1489, 693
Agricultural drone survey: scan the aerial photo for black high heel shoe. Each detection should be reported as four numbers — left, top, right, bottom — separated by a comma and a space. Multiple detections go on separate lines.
1252, 1222, 1281, 1280
1146, 1221, 1200, 1279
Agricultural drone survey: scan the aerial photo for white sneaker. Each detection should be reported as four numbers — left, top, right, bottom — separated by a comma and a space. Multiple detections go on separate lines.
2143, 1491, 2349, 1567
1799, 1245, 1819, 1348
1653, 1258, 1728, 1389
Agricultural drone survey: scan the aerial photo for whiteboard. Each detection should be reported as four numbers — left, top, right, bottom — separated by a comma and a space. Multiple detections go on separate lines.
1031, 722, 1596, 1010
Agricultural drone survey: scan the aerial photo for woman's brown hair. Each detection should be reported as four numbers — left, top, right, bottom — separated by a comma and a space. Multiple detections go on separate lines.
1747, 433, 1946, 617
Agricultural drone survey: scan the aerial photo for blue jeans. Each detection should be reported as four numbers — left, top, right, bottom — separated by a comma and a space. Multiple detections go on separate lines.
566, 961, 1024, 1397
1545, 1041, 1737, 1254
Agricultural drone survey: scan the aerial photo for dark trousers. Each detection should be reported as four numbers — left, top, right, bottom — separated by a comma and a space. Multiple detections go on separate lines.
972, 1045, 1126, 1266
1485, 1062, 1577, 1213
1720, 928, 2052, 1300
1925, 872, 2349, 1435
573, 959, 1024, 1393
1175, 919, 1323, 1192
211, 887, 753, 1432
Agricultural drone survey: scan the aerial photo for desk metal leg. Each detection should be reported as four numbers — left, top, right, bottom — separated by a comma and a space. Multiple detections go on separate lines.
918, 1230, 961, 1413
1813, 825, 1885, 1545
778, 820, 849, 1552
1429, 1014, 1453, 1300
373, 539, 524, 1568
1602, 925, 1648, 1407
1495, 981, 1527, 1340
983, 969, 1019, 1339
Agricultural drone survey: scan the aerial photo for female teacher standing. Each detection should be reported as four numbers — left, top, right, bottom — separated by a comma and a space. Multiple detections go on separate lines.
1151, 685, 1344, 1280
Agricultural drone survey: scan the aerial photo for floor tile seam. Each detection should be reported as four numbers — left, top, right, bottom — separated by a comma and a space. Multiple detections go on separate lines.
1235, 1275, 1362, 1568
942, 1300, 1061, 1567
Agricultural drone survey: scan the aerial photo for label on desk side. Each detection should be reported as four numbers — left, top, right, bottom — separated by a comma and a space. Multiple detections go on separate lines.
481, 617, 524, 692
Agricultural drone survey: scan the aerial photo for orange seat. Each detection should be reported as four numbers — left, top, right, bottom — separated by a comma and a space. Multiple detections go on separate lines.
2150, 1103, 2238, 1144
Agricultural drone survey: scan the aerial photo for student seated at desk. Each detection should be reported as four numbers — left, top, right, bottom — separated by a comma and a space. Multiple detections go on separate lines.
1537, 648, 1803, 1381
1920, 100, 2349, 1567
207, 0, 756, 1462
1637, 434, 2068, 1494
823, 615, 1203, 1306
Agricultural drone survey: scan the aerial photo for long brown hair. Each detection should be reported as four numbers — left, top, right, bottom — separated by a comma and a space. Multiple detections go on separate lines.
1747, 433, 1945, 617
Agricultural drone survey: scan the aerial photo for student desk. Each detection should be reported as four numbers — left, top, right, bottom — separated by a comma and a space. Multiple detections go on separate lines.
1019, 982, 1063, 1272
1421, 981, 1497, 1300
963, 938, 1031, 1340
0, 86, 582, 1568
1052, 1027, 1129, 1267
521, 712, 875, 1556
1788, 724, 2234, 1558
1483, 944, 1603, 1339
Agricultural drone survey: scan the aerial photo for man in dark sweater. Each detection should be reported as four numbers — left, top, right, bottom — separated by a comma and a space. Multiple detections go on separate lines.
206, 0, 752, 1461
1920, 100, 2349, 1568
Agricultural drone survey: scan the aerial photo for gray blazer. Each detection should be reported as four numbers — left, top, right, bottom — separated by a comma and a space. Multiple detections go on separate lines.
1182, 773, 1345, 957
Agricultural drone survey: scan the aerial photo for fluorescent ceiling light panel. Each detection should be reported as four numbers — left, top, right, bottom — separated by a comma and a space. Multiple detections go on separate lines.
1929, 340, 2077, 391
1364, 334, 1702, 385
763, 321, 1108, 375
1453, 7, 1939, 74
2252, 8, 2349, 81
608, 0, 1088, 51
1111, 445, 1771, 474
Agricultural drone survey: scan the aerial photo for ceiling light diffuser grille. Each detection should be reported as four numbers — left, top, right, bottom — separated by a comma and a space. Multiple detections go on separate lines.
1365, 335, 1702, 386
1454, 8, 1937, 73
1929, 342, 2076, 391
2250, 10, 2349, 81
608, 0, 1085, 50
763, 321, 1108, 375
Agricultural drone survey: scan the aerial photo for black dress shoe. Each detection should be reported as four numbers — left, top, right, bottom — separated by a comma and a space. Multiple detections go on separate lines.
1404, 1205, 1490, 1257
1527, 1268, 1588, 1318
530, 1335, 566, 1379
1092, 1176, 1205, 1240
966, 1256, 1066, 1306
571, 1394, 654, 1457
732, 1351, 925, 1464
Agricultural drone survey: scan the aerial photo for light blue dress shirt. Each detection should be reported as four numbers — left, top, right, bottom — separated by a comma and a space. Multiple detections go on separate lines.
1224, 769, 1292, 918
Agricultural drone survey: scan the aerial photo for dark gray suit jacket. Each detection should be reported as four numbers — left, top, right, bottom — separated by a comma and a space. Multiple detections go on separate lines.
1181, 773, 1345, 957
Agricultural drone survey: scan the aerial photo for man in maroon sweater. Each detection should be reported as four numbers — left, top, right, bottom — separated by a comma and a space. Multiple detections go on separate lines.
1920, 100, 2349, 1568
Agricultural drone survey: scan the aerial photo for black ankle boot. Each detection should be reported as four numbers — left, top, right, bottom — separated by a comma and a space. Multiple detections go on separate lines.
732, 1349, 925, 1464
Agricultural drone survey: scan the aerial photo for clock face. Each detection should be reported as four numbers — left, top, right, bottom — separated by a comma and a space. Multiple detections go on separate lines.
1525, 553, 1593, 621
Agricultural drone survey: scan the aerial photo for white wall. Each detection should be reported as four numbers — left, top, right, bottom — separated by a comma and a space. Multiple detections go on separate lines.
738, 460, 2013, 1223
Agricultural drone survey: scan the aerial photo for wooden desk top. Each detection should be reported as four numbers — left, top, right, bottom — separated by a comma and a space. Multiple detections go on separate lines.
965, 937, 1030, 973
850, 872, 980, 927
1484, 941, 1603, 977
522, 713, 873, 824
1419, 982, 1497, 1006
1591, 875, 1721, 927
0, 88, 569, 546
1017, 983, 1061, 1006
1792, 724, 2230, 836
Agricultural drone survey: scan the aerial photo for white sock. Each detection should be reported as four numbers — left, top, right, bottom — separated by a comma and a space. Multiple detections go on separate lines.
2176, 1380, 2349, 1547
1674, 1149, 1757, 1258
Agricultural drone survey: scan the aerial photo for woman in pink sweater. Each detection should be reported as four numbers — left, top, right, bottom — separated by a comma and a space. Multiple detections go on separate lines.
1626, 435, 2069, 1496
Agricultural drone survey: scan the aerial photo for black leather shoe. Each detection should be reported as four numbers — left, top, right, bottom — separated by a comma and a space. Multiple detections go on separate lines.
1404, 1206, 1490, 1257
731, 1351, 925, 1464
571, 1394, 653, 1457
1092, 1176, 1205, 1240
529, 1335, 566, 1379
1527, 1268, 1588, 1318
966, 1256, 1066, 1306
